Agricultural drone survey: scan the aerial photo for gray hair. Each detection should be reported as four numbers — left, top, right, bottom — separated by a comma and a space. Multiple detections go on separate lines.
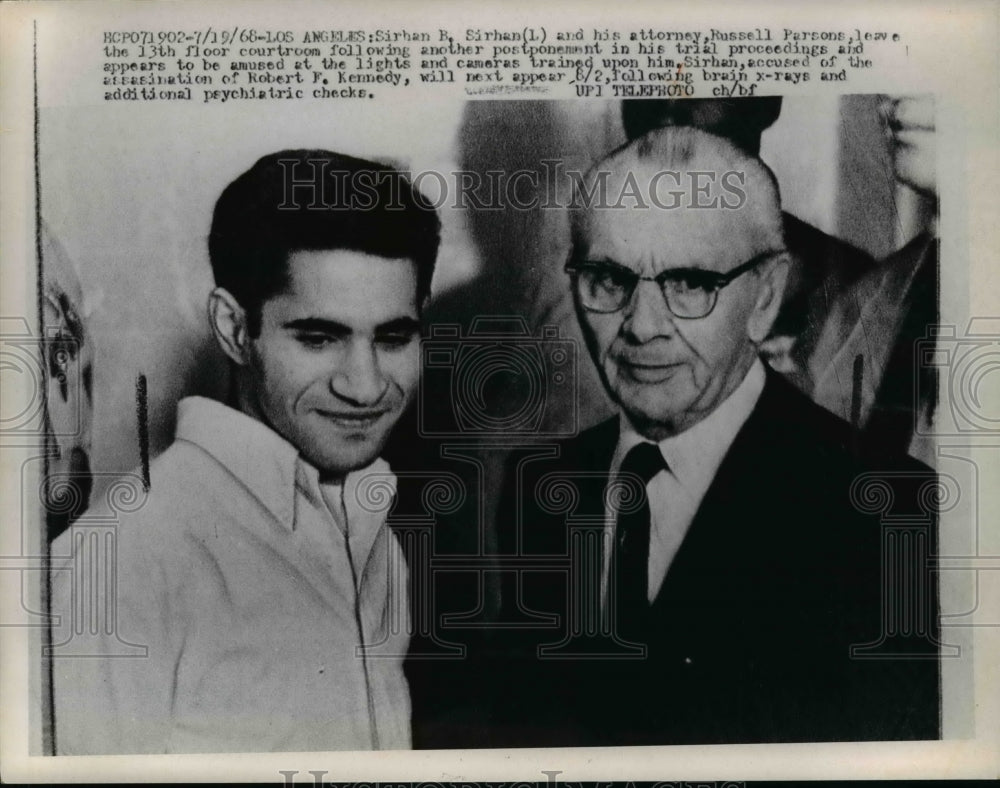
569, 125, 785, 257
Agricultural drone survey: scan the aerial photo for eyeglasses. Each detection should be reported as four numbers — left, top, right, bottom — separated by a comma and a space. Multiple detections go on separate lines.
564, 249, 784, 319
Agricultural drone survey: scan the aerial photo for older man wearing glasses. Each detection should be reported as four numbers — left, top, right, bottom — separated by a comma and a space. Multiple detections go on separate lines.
488, 126, 940, 748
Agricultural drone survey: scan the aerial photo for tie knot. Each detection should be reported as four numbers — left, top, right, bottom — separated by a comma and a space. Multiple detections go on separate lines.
620, 442, 666, 485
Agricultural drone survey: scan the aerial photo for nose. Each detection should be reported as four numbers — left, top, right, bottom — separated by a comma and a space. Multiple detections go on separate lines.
622, 279, 675, 343
330, 341, 388, 407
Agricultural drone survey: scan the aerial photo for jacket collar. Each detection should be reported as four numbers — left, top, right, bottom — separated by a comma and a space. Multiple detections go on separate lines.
174, 396, 395, 532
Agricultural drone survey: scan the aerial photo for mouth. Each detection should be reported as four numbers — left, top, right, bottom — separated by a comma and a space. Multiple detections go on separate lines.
316, 410, 389, 430
615, 358, 683, 384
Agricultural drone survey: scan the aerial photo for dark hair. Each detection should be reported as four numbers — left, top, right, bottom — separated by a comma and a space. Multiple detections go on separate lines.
621, 98, 783, 155
208, 149, 440, 335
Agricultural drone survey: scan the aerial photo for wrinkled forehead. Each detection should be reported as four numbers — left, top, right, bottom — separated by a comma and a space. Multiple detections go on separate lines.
572, 149, 782, 272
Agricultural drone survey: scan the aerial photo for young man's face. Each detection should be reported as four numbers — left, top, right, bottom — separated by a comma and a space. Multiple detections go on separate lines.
243, 249, 421, 478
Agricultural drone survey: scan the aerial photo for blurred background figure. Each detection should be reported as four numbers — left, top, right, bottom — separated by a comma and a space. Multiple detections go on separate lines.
809, 95, 938, 463
37, 220, 94, 755
41, 220, 94, 540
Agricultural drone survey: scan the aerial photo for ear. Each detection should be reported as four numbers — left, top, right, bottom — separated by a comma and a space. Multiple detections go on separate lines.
208, 287, 252, 365
746, 252, 790, 344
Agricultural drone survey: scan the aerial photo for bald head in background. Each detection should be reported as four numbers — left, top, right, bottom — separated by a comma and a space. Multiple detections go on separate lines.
621, 97, 784, 155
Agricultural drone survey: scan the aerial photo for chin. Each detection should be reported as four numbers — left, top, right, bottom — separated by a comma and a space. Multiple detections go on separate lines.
306, 442, 379, 477
625, 408, 680, 434
617, 385, 688, 417
619, 391, 694, 433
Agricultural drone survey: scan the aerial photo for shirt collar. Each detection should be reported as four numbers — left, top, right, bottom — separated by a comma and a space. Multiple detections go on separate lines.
613, 358, 766, 499
174, 396, 395, 530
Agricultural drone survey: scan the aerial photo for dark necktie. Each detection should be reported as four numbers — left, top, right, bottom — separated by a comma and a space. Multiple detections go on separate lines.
612, 442, 666, 642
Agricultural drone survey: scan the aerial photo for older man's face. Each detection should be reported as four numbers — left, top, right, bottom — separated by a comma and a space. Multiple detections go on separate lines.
573, 178, 779, 439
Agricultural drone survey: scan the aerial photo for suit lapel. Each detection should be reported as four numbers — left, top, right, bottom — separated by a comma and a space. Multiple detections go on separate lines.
649, 372, 782, 617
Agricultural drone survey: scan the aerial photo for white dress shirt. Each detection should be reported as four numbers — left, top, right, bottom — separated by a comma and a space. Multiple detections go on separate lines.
602, 359, 767, 608
50, 396, 411, 753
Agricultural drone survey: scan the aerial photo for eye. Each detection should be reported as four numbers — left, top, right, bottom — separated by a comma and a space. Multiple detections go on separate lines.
590, 266, 632, 293
662, 271, 717, 294
375, 332, 416, 350
296, 333, 336, 349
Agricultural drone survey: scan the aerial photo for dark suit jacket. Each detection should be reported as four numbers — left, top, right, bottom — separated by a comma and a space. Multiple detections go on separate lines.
489, 366, 940, 747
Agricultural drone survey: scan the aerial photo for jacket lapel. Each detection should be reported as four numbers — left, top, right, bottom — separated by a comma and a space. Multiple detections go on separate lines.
649, 371, 782, 618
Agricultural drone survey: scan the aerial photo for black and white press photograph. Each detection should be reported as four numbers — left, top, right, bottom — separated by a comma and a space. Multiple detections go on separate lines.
37, 92, 946, 752
2, 1, 998, 782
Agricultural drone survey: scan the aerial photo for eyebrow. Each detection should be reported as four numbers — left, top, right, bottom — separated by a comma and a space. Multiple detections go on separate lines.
573, 258, 718, 277
282, 316, 421, 334
572, 250, 780, 279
